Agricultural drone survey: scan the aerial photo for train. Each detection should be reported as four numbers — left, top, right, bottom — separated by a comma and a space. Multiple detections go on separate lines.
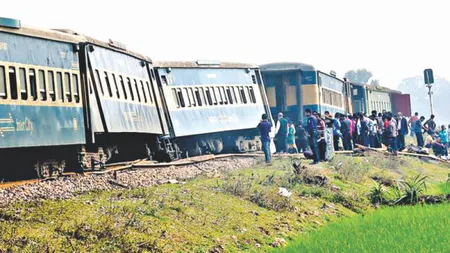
260, 62, 411, 122
0, 18, 411, 178
0, 18, 268, 178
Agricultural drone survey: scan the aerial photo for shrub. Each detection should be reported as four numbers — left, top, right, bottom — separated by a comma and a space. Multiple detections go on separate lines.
393, 174, 428, 205
368, 181, 387, 205
329, 155, 370, 183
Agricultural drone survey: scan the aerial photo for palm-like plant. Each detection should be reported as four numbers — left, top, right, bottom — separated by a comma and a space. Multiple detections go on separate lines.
368, 181, 386, 205
394, 174, 428, 205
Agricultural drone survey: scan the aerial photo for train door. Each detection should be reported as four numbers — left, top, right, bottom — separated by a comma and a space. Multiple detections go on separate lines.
275, 75, 287, 114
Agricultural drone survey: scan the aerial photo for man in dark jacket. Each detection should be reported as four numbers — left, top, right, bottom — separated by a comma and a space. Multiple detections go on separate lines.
396, 112, 408, 151
414, 116, 426, 147
275, 112, 288, 153
340, 114, 352, 150
305, 109, 319, 164
257, 114, 272, 163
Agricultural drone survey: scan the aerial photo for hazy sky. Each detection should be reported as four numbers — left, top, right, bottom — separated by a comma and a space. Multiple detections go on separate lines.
2, 0, 449, 88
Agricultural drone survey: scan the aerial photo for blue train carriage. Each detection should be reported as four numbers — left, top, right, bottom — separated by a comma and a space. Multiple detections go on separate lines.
0, 18, 86, 178
154, 61, 269, 156
350, 83, 395, 114
77, 35, 175, 162
260, 62, 349, 124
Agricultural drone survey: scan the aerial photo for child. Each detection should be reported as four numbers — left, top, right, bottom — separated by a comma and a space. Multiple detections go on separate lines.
287, 121, 298, 153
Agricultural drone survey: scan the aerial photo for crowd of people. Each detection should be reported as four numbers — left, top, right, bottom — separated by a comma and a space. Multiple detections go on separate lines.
257, 109, 450, 164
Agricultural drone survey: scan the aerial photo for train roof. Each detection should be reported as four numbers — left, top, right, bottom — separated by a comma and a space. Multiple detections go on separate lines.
154, 61, 259, 69
260, 62, 316, 72
0, 18, 152, 62
352, 82, 402, 94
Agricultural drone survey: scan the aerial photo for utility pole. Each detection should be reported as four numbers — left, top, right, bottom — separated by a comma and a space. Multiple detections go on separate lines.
424, 69, 434, 115
426, 84, 433, 115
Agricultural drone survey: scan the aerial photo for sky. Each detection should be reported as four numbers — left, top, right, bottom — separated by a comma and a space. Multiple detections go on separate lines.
2, 0, 450, 88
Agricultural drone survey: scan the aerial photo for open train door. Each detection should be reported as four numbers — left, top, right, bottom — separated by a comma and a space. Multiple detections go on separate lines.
391, 93, 412, 116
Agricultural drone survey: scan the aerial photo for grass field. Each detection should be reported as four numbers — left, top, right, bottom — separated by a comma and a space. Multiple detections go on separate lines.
279, 204, 450, 253
1, 153, 449, 252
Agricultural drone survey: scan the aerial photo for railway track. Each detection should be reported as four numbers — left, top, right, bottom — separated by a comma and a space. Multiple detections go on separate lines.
0, 153, 270, 190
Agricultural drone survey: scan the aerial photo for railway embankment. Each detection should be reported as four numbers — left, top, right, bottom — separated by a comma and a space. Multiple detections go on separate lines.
1, 152, 449, 252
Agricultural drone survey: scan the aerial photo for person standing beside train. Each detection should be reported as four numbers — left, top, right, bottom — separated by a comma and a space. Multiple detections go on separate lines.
305, 109, 320, 164
397, 112, 408, 151
424, 115, 436, 135
414, 116, 426, 148
360, 113, 370, 147
386, 114, 398, 154
408, 112, 419, 137
340, 114, 352, 150
275, 112, 288, 154
257, 114, 272, 164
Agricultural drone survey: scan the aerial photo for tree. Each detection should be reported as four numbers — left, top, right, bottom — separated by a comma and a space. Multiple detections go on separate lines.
370, 79, 380, 86
344, 69, 373, 84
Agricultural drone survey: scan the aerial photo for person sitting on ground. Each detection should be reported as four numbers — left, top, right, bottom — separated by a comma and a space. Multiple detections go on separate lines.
432, 137, 448, 159
439, 125, 448, 148
424, 133, 435, 149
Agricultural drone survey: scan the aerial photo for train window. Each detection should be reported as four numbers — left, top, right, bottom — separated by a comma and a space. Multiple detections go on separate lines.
214, 87, 223, 105
161, 75, 168, 85
127, 78, 134, 101
48, 71, 55, 101
64, 73, 72, 102
146, 82, 153, 104
111, 74, 120, 99
232, 87, 238, 104
39, 70, 46, 101
225, 87, 233, 104
29, 69, 38, 101
95, 70, 104, 96
182, 88, 191, 107
172, 88, 180, 107
211, 86, 218, 105
140, 80, 147, 103
120, 76, 127, 100
9, 67, 18, 100
104, 72, 113, 98
150, 69, 156, 80
221, 87, 228, 105
205, 88, 212, 106
134, 79, 141, 102
177, 88, 185, 108
251, 75, 257, 84
19, 68, 28, 100
188, 88, 196, 107
248, 87, 257, 103
0, 66, 6, 99
239, 87, 247, 104
73, 74, 80, 103
57, 72, 64, 102
194, 88, 202, 106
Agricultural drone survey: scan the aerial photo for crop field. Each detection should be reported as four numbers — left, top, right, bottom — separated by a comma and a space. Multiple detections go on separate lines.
279, 204, 450, 253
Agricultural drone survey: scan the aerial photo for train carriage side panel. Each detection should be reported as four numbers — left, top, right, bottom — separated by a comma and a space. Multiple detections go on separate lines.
350, 83, 367, 114
86, 45, 163, 134
156, 66, 266, 137
315, 71, 346, 119
391, 93, 411, 116
366, 88, 392, 114
0, 30, 85, 148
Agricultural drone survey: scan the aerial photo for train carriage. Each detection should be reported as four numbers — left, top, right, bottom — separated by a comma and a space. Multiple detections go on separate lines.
78, 36, 174, 162
0, 18, 86, 177
154, 61, 269, 156
260, 62, 351, 124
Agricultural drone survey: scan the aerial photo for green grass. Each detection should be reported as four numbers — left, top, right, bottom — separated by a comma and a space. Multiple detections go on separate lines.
279, 204, 450, 253
0, 155, 449, 252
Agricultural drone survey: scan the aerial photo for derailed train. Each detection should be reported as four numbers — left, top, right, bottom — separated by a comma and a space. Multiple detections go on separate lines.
0, 18, 267, 177
0, 18, 411, 177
